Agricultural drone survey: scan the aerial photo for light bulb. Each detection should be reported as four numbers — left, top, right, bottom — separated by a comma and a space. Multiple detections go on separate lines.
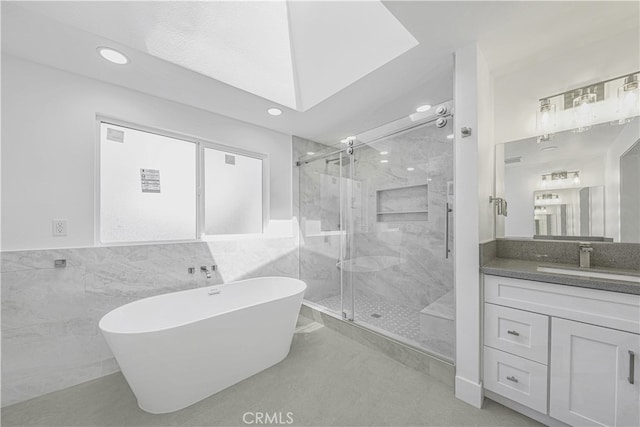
573, 172, 580, 185
572, 89, 596, 132
618, 75, 640, 122
536, 98, 556, 134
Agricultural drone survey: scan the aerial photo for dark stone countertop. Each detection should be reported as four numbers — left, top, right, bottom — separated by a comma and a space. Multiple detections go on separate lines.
482, 258, 640, 295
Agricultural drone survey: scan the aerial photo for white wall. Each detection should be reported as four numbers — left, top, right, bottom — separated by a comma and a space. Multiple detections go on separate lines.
604, 120, 640, 241
454, 43, 490, 408
494, 28, 640, 144
1, 56, 293, 250
619, 143, 640, 243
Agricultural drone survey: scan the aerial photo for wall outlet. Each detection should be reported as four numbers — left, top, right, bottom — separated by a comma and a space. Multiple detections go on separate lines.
52, 220, 67, 236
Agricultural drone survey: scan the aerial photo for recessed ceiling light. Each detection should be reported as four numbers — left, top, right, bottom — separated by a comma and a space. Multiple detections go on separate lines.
306, 152, 315, 156
446, 134, 454, 140
97, 47, 128, 65
407, 167, 415, 171
267, 108, 282, 116
416, 104, 431, 113
380, 159, 389, 163
380, 151, 389, 155
540, 146, 558, 152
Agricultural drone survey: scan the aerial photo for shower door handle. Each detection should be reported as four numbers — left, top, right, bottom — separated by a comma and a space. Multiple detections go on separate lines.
445, 203, 453, 259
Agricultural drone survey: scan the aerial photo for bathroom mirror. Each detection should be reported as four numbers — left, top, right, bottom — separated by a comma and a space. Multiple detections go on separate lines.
533, 186, 605, 240
496, 117, 640, 243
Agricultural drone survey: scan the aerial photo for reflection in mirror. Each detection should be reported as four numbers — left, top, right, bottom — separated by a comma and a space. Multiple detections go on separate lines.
620, 140, 640, 242
496, 117, 639, 243
533, 186, 606, 240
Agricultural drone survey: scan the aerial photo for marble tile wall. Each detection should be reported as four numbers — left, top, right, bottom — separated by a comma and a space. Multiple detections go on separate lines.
295, 123, 455, 314
1, 237, 297, 406
350, 125, 454, 312
293, 136, 344, 304
495, 238, 640, 270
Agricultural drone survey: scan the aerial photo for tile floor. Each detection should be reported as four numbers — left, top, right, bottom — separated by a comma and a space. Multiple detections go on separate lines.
316, 292, 453, 360
1, 315, 540, 427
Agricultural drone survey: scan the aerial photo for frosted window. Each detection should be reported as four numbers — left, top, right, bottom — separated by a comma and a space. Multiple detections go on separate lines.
204, 148, 263, 235
99, 123, 196, 243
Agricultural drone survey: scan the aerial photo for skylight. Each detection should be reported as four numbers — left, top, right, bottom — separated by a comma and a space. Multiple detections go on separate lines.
17, 1, 418, 111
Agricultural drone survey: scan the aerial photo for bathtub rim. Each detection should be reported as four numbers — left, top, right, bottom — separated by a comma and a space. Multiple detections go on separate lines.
98, 276, 306, 336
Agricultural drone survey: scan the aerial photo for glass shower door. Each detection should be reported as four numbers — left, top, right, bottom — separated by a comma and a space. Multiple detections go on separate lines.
348, 119, 455, 361
298, 150, 354, 319
297, 105, 455, 362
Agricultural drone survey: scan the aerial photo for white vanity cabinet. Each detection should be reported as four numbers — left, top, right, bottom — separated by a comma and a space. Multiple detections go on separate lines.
550, 318, 639, 427
483, 275, 640, 427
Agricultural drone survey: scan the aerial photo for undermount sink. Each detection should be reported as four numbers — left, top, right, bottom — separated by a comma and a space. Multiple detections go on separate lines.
537, 266, 640, 283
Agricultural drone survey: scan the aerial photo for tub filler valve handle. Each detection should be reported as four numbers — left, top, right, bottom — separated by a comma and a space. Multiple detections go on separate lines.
200, 266, 212, 279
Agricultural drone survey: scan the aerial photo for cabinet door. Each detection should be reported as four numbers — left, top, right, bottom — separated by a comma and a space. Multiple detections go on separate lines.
550, 318, 640, 427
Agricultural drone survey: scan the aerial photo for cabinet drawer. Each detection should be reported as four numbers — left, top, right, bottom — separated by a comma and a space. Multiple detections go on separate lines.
484, 346, 548, 414
484, 275, 640, 334
484, 303, 549, 364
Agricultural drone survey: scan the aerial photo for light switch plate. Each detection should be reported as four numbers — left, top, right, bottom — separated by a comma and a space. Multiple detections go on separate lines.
52, 219, 67, 236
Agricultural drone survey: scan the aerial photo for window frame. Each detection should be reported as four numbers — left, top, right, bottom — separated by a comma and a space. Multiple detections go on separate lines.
95, 115, 269, 246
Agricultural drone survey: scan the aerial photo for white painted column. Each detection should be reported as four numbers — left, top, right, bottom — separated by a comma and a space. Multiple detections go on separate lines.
453, 42, 494, 408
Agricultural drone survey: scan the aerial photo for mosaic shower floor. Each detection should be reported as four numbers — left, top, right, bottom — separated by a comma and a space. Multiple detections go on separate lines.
314, 292, 454, 361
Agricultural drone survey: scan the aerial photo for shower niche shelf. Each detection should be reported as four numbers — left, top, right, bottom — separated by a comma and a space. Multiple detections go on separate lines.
376, 184, 428, 222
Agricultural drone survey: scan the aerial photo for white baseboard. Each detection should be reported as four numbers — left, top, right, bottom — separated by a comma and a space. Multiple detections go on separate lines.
454, 376, 484, 408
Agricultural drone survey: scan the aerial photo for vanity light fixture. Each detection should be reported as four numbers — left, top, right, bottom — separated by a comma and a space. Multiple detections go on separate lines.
267, 108, 282, 116
536, 71, 639, 133
97, 47, 128, 65
539, 170, 580, 188
416, 104, 431, 113
535, 193, 561, 207
536, 193, 560, 201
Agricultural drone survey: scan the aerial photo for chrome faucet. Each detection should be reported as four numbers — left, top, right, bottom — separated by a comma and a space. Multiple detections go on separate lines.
579, 243, 593, 268
200, 266, 212, 279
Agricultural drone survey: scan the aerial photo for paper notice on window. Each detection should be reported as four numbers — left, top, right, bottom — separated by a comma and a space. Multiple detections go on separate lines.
106, 128, 125, 143
140, 169, 161, 193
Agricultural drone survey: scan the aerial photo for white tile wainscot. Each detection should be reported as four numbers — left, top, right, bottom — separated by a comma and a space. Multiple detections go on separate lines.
1, 238, 298, 406
482, 274, 640, 427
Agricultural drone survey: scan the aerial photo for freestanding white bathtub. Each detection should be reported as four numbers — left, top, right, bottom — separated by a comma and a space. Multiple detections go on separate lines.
99, 276, 306, 414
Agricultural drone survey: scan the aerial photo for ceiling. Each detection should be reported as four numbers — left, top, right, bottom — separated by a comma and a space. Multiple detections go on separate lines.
8, 1, 418, 112
2, 1, 638, 144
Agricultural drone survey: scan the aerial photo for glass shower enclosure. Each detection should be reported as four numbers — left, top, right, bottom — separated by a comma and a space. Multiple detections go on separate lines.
298, 102, 454, 361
